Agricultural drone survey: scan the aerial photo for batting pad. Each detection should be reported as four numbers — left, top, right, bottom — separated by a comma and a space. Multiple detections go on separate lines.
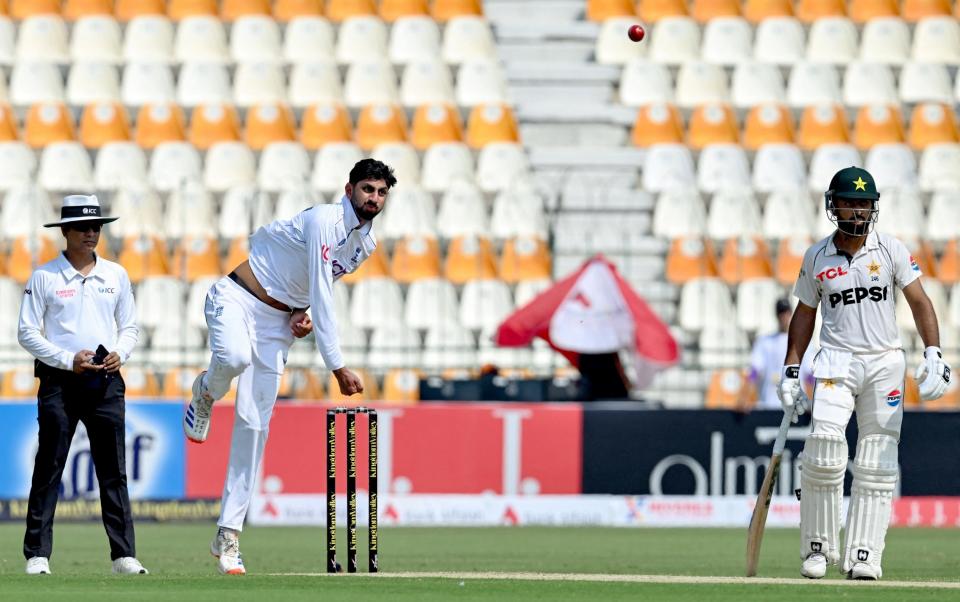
799, 433, 848, 564
842, 434, 899, 576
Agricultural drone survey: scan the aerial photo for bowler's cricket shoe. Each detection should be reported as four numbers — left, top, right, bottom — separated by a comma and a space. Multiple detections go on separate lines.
25, 557, 50, 575
184, 371, 214, 443
800, 552, 827, 579
112, 557, 149, 574
211, 528, 246, 575
850, 562, 880, 580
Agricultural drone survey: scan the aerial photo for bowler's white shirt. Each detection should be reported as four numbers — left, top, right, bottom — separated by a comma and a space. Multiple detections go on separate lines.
247, 195, 376, 371
18, 253, 139, 370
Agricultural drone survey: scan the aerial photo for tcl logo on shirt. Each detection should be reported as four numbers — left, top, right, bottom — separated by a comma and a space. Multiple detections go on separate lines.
828, 286, 888, 308
816, 266, 849, 281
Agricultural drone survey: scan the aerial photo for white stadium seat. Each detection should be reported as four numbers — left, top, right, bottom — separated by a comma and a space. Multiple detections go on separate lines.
405, 278, 459, 330
258, 141, 311, 192
864, 143, 917, 191
753, 144, 807, 193
926, 191, 960, 242
110, 187, 164, 238
899, 62, 953, 105
371, 142, 421, 186
400, 61, 455, 106
230, 16, 282, 64
701, 17, 752, 66
806, 17, 857, 64
344, 61, 399, 108
679, 277, 734, 332
706, 189, 763, 240
288, 62, 343, 107
123, 16, 175, 64
843, 62, 898, 108
67, 63, 121, 105
675, 61, 729, 108
753, 17, 805, 66
649, 16, 700, 65
652, 189, 707, 239
421, 143, 475, 193
367, 325, 422, 370
283, 16, 336, 64
875, 187, 924, 240
477, 143, 529, 193
204, 142, 257, 192
595, 17, 647, 65
150, 141, 202, 192
94, 142, 148, 191
379, 184, 437, 240
0, 142, 37, 191
731, 62, 785, 108
177, 62, 232, 107
0, 17, 15, 66
121, 63, 175, 106
336, 16, 388, 65
38, 142, 94, 192
619, 60, 673, 106
787, 62, 841, 107
71, 16, 122, 64
912, 17, 960, 64
762, 189, 815, 240
809, 143, 861, 192
312, 142, 364, 193
918, 143, 960, 192
164, 181, 217, 238
642, 144, 696, 193
860, 17, 910, 65
442, 16, 496, 64
697, 144, 751, 193
460, 279, 513, 331
234, 63, 286, 108
10, 62, 64, 106
456, 61, 508, 107
175, 16, 229, 63
219, 186, 272, 239
16, 15, 69, 63
390, 16, 442, 64
350, 277, 405, 330
436, 180, 488, 239
1, 187, 55, 237
422, 324, 476, 370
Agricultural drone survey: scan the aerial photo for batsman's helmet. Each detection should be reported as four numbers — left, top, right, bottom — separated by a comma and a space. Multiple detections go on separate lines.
825, 166, 880, 237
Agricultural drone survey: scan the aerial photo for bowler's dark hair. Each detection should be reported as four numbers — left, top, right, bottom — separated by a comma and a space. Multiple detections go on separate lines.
349, 159, 397, 188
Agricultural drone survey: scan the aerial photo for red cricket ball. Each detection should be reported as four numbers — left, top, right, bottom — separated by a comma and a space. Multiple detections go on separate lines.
628, 24, 645, 42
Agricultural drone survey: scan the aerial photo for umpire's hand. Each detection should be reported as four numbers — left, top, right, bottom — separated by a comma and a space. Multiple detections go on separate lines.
102, 352, 122, 373
73, 350, 101, 373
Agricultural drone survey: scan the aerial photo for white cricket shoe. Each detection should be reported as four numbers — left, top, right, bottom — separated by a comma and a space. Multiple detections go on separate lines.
184, 371, 214, 443
800, 553, 827, 579
210, 528, 246, 575
850, 562, 880, 580
112, 557, 149, 574
25, 557, 50, 575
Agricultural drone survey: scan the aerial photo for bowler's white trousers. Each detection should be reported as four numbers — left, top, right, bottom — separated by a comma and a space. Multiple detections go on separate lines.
203, 276, 294, 531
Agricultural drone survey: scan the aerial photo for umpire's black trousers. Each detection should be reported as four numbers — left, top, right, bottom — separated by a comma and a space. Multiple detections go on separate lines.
23, 362, 136, 561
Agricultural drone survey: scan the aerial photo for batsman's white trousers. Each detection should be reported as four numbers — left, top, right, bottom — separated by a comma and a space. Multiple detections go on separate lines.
204, 276, 294, 531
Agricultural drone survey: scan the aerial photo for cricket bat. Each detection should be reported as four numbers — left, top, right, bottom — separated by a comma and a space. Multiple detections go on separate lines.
745, 408, 796, 577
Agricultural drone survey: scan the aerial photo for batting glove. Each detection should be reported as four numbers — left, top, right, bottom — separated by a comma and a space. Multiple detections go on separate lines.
778, 365, 808, 423
915, 346, 951, 401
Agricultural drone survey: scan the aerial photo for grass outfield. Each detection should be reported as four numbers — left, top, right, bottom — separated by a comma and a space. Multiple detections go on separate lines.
0, 524, 958, 600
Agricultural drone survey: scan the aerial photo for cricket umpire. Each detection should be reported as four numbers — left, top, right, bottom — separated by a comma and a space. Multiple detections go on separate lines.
17, 195, 147, 575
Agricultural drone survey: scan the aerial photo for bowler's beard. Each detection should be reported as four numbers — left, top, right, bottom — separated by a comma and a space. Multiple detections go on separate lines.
351, 194, 381, 221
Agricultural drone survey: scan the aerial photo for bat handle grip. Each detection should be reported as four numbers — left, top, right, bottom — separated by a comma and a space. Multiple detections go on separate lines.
771, 409, 796, 456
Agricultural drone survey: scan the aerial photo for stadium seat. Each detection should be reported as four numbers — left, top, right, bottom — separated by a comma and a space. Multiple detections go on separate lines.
938, 239, 960, 283
389, 16, 440, 63
344, 61, 399, 108
875, 187, 924, 239
109, 188, 164, 238
135, 103, 186, 148
675, 62, 728, 108
631, 103, 683, 147
753, 17, 805, 65
169, 235, 222, 281
371, 141, 421, 184
650, 17, 700, 65
697, 143, 750, 192
367, 324, 422, 371
444, 235, 497, 284
797, 104, 849, 150
809, 142, 861, 191
844, 62, 898, 108
123, 16, 175, 63
421, 142, 474, 192
300, 102, 352, 149
460, 279, 512, 331
699, 324, 750, 369
121, 367, 161, 398
466, 104, 518, 148
10, 0, 59, 19
0, 143, 36, 191
442, 16, 495, 64
327, 368, 380, 403
70, 15, 122, 63
381, 368, 421, 403
865, 143, 916, 189
289, 62, 343, 108
596, 17, 647, 65
701, 17, 751, 65
643, 143, 696, 193
637, 0, 688, 22
1, 188, 55, 241
743, 104, 795, 150
390, 235, 441, 283
927, 193, 960, 244
167, 0, 217, 20
919, 143, 960, 191
79, 101, 129, 148
401, 61, 455, 107
436, 180, 488, 239
355, 103, 408, 150
490, 186, 547, 240
231, 15, 282, 63
678, 277, 735, 331
11, 62, 64, 107
311, 142, 363, 193
860, 17, 911, 64
432, 0, 482, 21
24, 102, 74, 147
687, 104, 738, 150
619, 60, 674, 106
94, 142, 147, 190
234, 63, 286, 108
218, 186, 269, 239
422, 323, 477, 369
274, 188, 315, 221
189, 103, 241, 149
7, 235, 57, 282
795, 0, 846, 22
787, 63, 841, 108
718, 236, 774, 283
341, 244, 390, 284
901, 0, 951, 21
897, 274, 947, 333
118, 235, 170, 282
666, 237, 718, 284
706, 189, 762, 240
753, 145, 806, 193
204, 141, 256, 192
900, 62, 952, 105
806, 17, 858, 64
335, 15, 388, 64
691, 0, 740, 21
731, 63, 786, 108
852, 105, 905, 149
164, 181, 217, 238
0, 18, 13, 67
136, 276, 187, 330
848, 0, 898, 22
326, 0, 376, 22
283, 16, 335, 63
16, 15, 69, 63
0, 105, 15, 142
378, 183, 435, 240
121, 63, 174, 107
116, 0, 165, 21
244, 103, 296, 150
912, 17, 960, 63
774, 236, 811, 285
476, 142, 528, 193
737, 277, 786, 334
149, 140, 201, 192
456, 60, 507, 107
66, 62, 120, 106
499, 236, 551, 283
704, 369, 747, 409
743, 0, 792, 22
221, 0, 270, 21
274, 0, 322, 21
258, 141, 310, 192
381, 0, 428, 21
0, 366, 39, 398
223, 234, 250, 269
350, 276, 404, 329
175, 16, 228, 63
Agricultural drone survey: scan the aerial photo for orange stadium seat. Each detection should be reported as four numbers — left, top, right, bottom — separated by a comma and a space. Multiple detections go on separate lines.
797, 104, 849, 151
273, 0, 323, 20
380, 0, 428, 21
742, 0, 793, 22
586, 0, 633, 21
300, 103, 353, 150
631, 103, 684, 147
795, 0, 846, 21
221, 0, 270, 20
390, 235, 442, 283
937, 239, 959, 285
431, 0, 483, 21
223, 236, 249, 271
167, 0, 217, 20
122, 367, 161, 398
355, 103, 408, 150
325, 0, 376, 21
115, 0, 164, 20
327, 368, 380, 403
276, 369, 321, 400
24, 103, 75, 149
687, 104, 738, 150
1, 367, 39, 398
637, 0, 688, 22
902, 0, 951, 21
161, 368, 222, 399
63, 0, 111, 20
135, 103, 186, 149
8, 235, 58, 283
774, 236, 810, 286
170, 235, 222, 281
189, 103, 241, 150
691, 0, 740, 21
466, 104, 518, 148
444, 235, 498, 284
244, 103, 296, 150
95, 231, 116, 260
0, 104, 19, 141
908, 103, 959, 150
705, 369, 748, 409
743, 104, 795, 150
852, 105, 905, 150
411, 104, 463, 150
847, 0, 899, 22
340, 245, 389, 284
499, 236, 551, 283
10, 0, 60, 19
382, 368, 421, 404
666, 237, 719, 284
118, 235, 170, 283
80, 102, 131, 148
719, 236, 773, 284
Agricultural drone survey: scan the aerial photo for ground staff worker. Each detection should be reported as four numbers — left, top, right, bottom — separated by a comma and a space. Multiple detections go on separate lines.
17, 195, 148, 576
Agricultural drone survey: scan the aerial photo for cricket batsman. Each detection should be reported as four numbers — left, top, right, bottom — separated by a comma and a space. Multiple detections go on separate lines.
779, 167, 951, 580
182, 159, 396, 574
